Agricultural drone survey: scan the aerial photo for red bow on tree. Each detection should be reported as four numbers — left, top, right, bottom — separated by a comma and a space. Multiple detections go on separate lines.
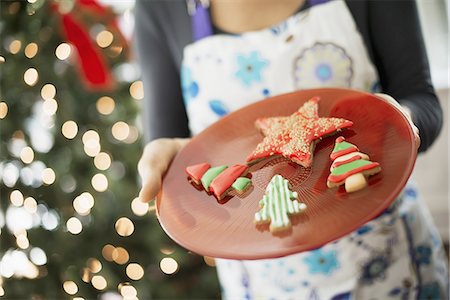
51, 0, 128, 91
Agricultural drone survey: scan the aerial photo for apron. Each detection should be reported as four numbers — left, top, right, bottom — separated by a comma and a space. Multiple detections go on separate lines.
181, 1, 449, 299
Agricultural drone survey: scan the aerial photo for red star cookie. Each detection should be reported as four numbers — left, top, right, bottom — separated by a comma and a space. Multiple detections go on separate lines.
246, 97, 353, 167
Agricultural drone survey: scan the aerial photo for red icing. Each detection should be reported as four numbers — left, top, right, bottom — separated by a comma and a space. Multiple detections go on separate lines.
331, 154, 362, 168
330, 146, 358, 160
210, 164, 247, 198
336, 136, 346, 143
185, 163, 211, 182
327, 162, 380, 183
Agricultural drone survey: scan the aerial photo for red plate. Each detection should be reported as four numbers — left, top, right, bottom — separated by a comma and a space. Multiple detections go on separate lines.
157, 88, 416, 260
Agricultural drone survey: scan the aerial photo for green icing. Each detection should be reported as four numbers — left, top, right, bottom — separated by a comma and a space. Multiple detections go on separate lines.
201, 165, 227, 190
231, 177, 251, 191
333, 140, 355, 153
331, 159, 374, 176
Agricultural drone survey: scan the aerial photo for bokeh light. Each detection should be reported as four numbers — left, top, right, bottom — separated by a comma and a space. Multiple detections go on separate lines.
101, 244, 115, 262
96, 30, 114, 48
66, 217, 82, 234
112, 247, 129, 265
94, 152, 111, 170
126, 263, 144, 280
96, 96, 115, 115
42, 168, 56, 185
61, 120, 78, 139
91, 173, 108, 192
41, 84, 56, 100
24, 68, 38, 86
10, 190, 24, 206
55, 43, 71, 60
87, 258, 102, 273
29, 247, 47, 265
115, 217, 134, 237
63, 280, 78, 295
129, 81, 144, 100
0, 102, 8, 119
16, 233, 30, 249
23, 197, 37, 214
160, 257, 178, 275
20, 147, 34, 164
120, 284, 137, 299
43, 99, 58, 116
73, 192, 94, 215
24, 42, 38, 58
9, 40, 21, 54
91, 275, 107, 290
111, 121, 130, 141
131, 198, 149, 217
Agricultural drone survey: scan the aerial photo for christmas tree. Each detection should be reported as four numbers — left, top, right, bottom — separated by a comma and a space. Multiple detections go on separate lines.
0, 1, 219, 298
254, 175, 306, 232
327, 137, 381, 193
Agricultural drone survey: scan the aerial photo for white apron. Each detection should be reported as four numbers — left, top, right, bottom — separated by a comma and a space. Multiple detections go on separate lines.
180, 1, 449, 299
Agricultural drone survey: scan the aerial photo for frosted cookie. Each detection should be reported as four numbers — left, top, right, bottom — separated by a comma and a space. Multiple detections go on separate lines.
210, 164, 248, 200
327, 137, 381, 193
254, 174, 306, 233
185, 163, 211, 185
246, 97, 353, 167
186, 163, 252, 200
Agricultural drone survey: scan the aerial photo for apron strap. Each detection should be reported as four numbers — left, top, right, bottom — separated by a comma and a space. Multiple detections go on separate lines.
188, 0, 331, 41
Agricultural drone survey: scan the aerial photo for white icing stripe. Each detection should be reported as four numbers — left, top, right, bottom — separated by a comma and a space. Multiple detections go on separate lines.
281, 178, 289, 226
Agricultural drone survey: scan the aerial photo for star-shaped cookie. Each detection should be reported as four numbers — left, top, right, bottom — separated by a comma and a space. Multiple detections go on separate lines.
246, 97, 353, 167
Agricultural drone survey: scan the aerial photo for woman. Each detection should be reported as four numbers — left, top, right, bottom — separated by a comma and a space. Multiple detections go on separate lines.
135, 0, 448, 298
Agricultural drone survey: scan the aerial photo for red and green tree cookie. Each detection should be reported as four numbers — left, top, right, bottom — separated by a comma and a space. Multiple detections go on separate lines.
254, 174, 306, 232
185, 163, 252, 199
327, 137, 381, 193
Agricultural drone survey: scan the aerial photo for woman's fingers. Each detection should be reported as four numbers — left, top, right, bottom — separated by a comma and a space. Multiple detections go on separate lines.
375, 93, 421, 149
137, 138, 190, 202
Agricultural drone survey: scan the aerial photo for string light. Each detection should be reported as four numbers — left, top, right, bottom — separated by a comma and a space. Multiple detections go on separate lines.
55, 43, 71, 60
84, 143, 101, 157
81, 268, 91, 283
0, 102, 8, 119
61, 120, 78, 139
119, 283, 137, 299
160, 257, 179, 275
96, 96, 115, 115
24, 68, 39, 86
96, 31, 114, 48
126, 263, 144, 280
83, 130, 101, 157
91, 275, 107, 290
63, 281, 78, 295
115, 217, 134, 237
42, 168, 56, 185
111, 121, 130, 141
66, 217, 82, 234
131, 198, 149, 217
24, 197, 37, 214
129, 81, 144, 100
43, 99, 58, 116
29, 247, 47, 266
20, 146, 34, 164
40, 84, 56, 100
24, 42, 38, 58
112, 247, 129, 265
10, 190, 24, 206
124, 126, 139, 144
94, 152, 111, 170
91, 173, 108, 192
9, 40, 21, 54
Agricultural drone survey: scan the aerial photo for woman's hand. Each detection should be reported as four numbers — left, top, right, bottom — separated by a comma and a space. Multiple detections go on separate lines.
137, 138, 190, 202
375, 93, 420, 149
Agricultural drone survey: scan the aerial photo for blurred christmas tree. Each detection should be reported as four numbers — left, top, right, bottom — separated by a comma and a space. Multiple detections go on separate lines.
0, 0, 219, 298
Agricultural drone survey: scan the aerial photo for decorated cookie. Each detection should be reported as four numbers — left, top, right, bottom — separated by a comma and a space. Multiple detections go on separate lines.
327, 137, 381, 193
254, 174, 307, 233
185, 163, 211, 185
186, 163, 252, 200
246, 97, 353, 167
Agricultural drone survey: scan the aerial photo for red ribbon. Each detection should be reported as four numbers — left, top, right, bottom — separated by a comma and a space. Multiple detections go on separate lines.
51, 0, 125, 91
